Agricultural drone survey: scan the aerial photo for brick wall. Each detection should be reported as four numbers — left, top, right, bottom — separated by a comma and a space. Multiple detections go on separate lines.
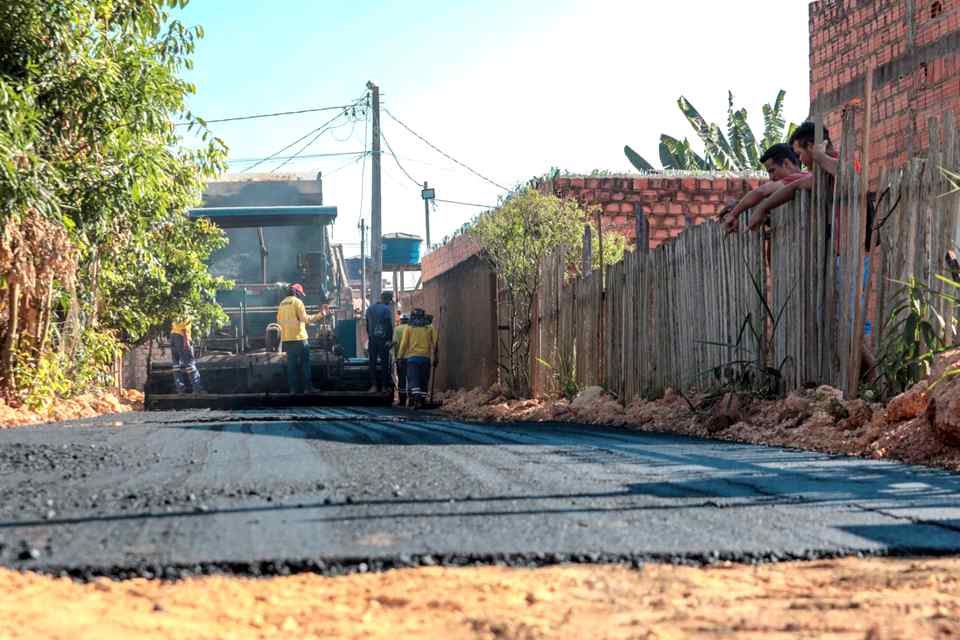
810, 0, 960, 177
421, 233, 483, 282
546, 174, 765, 248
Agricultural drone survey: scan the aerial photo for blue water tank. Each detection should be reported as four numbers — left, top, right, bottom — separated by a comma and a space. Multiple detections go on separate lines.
382, 233, 422, 266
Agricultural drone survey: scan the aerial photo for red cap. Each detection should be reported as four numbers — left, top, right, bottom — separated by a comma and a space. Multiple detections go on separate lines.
289, 283, 305, 296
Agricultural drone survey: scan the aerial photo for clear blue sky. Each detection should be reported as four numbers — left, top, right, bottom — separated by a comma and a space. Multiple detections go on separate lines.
176, 1, 813, 257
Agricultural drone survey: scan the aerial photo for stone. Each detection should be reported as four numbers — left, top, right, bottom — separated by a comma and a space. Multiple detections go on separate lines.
886, 385, 929, 423
926, 349, 960, 444
840, 399, 872, 430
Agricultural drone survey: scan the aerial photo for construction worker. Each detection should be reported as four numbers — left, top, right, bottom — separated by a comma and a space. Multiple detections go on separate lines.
170, 318, 203, 395
392, 314, 410, 406
397, 308, 436, 407
277, 283, 322, 394
365, 291, 394, 393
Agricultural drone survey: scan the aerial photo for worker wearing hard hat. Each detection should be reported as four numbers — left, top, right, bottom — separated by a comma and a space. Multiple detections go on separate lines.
277, 283, 323, 394
392, 314, 410, 406
170, 318, 204, 395
397, 308, 436, 407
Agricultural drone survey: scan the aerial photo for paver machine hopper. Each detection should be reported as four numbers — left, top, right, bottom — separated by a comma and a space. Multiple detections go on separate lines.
145, 177, 392, 410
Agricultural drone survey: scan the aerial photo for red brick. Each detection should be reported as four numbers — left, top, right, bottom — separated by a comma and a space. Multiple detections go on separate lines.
632, 178, 648, 191
570, 178, 584, 188
668, 203, 683, 214
620, 203, 634, 213
681, 178, 697, 191
555, 177, 570, 188
604, 203, 619, 213
586, 178, 600, 189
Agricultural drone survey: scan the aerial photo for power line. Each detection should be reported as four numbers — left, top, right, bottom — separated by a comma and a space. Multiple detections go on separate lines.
271, 114, 359, 174
435, 198, 497, 209
227, 151, 366, 164
380, 128, 422, 187
383, 107, 511, 192
358, 96, 369, 225
175, 104, 356, 127
239, 110, 351, 174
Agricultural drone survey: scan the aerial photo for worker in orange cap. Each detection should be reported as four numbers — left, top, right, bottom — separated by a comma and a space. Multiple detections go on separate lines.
277, 283, 323, 394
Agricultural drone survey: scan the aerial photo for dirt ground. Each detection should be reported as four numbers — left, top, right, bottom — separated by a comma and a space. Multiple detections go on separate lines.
0, 389, 143, 429
1, 558, 959, 639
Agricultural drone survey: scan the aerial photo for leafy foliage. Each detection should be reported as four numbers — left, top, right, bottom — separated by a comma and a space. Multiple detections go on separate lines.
625, 90, 796, 172
470, 188, 625, 396
875, 276, 958, 398
0, 0, 229, 403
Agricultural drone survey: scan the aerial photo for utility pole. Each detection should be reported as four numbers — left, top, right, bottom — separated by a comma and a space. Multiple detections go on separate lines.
359, 218, 367, 315
422, 181, 432, 250
366, 81, 383, 302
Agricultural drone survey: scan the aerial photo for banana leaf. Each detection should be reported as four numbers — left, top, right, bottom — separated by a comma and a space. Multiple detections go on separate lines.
623, 145, 655, 172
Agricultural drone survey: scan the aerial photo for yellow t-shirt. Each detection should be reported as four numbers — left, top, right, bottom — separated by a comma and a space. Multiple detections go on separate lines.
398, 325, 435, 360
276, 296, 319, 342
171, 321, 191, 341
392, 323, 409, 358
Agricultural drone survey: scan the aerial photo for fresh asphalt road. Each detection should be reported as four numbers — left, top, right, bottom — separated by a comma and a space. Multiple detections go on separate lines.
2, 406, 960, 576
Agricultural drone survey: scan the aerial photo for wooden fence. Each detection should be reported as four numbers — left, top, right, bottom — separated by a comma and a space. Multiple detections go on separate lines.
531, 112, 960, 401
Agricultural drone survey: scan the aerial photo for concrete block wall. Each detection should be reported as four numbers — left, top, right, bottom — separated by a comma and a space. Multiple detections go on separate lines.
810, 0, 960, 177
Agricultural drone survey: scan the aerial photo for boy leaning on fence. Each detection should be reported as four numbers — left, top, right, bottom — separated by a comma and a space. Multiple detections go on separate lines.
718, 143, 809, 234
747, 122, 838, 231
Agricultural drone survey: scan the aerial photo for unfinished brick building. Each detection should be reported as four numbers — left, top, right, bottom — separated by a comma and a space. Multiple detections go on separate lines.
810, 0, 960, 176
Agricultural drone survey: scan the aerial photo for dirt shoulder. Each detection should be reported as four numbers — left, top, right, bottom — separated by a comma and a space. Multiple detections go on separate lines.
2, 558, 959, 639
0, 389, 144, 429
441, 350, 960, 474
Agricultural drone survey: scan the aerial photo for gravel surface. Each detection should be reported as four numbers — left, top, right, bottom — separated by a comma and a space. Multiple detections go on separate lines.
2, 407, 960, 578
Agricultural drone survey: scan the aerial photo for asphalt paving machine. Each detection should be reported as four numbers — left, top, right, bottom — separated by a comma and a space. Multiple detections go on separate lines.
144, 177, 392, 410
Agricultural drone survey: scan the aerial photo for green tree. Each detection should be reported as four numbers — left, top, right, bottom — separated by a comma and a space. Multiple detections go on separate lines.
625, 90, 796, 171
470, 188, 624, 396
0, 0, 229, 405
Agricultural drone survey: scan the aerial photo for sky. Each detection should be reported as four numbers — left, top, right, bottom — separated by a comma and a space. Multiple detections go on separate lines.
176, 0, 813, 259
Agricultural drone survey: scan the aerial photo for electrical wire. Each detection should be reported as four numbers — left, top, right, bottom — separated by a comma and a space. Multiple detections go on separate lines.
238, 96, 366, 174
435, 198, 497, 209
271, 111, 366, 174
383, 107, 511, 192
380, 128, 422, 188
175, 104, 356, 127
227, 151, 366, 164
239, 111, 349, 174
358, 95, 369, 225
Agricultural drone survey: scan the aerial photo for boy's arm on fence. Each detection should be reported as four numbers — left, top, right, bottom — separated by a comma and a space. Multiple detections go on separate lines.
720, 182, 779, 232
811, 143, 839, 177
749, 175, 814, 229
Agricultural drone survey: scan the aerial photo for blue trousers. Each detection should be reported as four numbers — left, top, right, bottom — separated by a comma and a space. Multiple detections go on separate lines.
283, 340, 312, 394
406, 356, 431, 396
170, 333, 201, 393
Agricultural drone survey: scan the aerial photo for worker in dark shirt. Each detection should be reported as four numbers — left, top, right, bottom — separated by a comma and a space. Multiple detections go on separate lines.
365, 291, 394, 392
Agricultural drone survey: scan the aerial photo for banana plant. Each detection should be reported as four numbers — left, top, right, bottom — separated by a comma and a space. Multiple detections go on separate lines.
625, 90, 794, 172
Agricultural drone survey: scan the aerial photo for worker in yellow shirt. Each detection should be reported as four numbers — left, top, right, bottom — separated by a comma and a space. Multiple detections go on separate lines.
170, 318, 203, 395
392, 314, 410, 406
397, 308, 436, 407
276, 283, 323, 394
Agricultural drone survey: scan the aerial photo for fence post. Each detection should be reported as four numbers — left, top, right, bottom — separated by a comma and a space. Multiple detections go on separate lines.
582, 224, 592, 274
848, 64, 874, 399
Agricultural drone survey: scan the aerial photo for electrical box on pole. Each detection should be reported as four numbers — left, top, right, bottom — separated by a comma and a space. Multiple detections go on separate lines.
421, 182, 434, 251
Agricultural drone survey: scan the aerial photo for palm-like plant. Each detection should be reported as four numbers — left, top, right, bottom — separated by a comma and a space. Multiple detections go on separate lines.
625, 90, 795, 171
